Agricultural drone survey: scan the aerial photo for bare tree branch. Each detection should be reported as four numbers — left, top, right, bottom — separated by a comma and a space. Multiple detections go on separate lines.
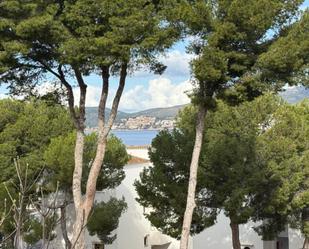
36, 60, 61, 79
73, 67, 87, 131
104, 63, 127, 136
81, 62, 128, 229
57, 65, 80, 130
98, 66, 110, 130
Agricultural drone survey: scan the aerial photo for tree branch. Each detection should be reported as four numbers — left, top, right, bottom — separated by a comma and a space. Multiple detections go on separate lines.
104, 63, 127, 136
82, 62, 128, 223
57, 65, 80, 130
35, 61, 81, 130
60, 191, 72, 249
36, 59, 61, 79
98, 66, 110, 131
73, 67, 87, 131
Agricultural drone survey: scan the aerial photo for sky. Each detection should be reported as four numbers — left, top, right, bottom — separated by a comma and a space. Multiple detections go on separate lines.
75, 46, 194, 112
0, 1, 308, 112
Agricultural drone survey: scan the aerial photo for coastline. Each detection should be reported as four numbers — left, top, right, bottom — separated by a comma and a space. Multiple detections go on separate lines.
112, 128, 161, 131
86, 128, 163, 132
127, 147, 150, 162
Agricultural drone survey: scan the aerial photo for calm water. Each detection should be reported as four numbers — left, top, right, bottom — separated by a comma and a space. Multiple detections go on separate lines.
111, 130, 159, 146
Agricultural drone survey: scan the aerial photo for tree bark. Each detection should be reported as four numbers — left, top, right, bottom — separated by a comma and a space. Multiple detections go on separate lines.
71, 131, 85, 249
230, 220, 241, 249
179, 105, 207, 249
29, 63, 88, 249
302, 208, 309, 249
303, 237, 309, 249
14, 226, 23, 249
83, 64, 127, 221
57, 65, 80, 130
60, 204, 72, 249
70, 64, 127, 249
69, 67, 88, 249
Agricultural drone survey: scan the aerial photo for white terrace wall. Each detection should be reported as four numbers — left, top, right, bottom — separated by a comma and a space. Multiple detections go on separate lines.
48, 149, 304, 249
49, 162, 185, 249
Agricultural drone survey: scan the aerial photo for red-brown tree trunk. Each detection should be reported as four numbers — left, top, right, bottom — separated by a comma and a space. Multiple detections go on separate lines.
230, 220, 241, 249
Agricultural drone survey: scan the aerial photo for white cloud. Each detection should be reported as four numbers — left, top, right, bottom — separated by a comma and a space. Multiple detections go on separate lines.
0, 76, 193, 111
0, 93, 7, 99
35, 82, 59, 95
73, 77, 193, 111
160, 50, 193, 77
73, 84, 117, 108
133, 50, 193, 78
118, 77, 192, 111
73, 85, 104, 107
4, 81, 59, 98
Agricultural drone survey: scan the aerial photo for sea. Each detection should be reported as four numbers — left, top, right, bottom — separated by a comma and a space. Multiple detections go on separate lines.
111, 130, 159, 146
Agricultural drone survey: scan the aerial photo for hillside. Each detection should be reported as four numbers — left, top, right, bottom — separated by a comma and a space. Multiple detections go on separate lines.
85, 86, 309, 128
85, 105, 186, 128
129, 105, 185, 120
85, 107, 130, 127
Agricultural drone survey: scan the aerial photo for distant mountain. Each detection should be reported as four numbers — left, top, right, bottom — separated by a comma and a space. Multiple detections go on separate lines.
85, 107, 130, 128
85, 105, 186, 128
128, 105, 185, 120
85, 86, 309, 128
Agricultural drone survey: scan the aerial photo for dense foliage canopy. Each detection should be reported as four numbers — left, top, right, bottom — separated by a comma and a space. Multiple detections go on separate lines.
0, 99, 129, 247
135, 95, 309, 242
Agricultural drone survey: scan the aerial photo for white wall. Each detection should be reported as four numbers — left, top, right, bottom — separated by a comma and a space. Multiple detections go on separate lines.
289, 228, 304, 249
109, 163, 182, 249
48, 148, 304, 249
193, 213, 263, 249
49, 162, 181, 249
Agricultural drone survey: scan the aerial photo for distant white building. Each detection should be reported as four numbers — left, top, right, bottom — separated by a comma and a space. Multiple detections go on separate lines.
48, 149, 304, 249
125, 116, 156, 130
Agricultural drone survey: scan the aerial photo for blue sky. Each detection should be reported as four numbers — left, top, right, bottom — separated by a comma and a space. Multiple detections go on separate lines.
69, 0, 309, 112
79, 41, 193, 111
1, 1, 308, 112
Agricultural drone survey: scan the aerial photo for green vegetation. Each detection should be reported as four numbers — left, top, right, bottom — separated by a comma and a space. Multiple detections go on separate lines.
0, 99, 129, 249
44, 132, 129, 247
252, 100, 309, 241
87, 198, 127, 244
0, 1, 308, 249
135, 95, 309, 248
44, 132, 129, 193
164, 2, 309, 248
0, 1, 180, 245
0, 99, 73, 248
0, 99, 73, 179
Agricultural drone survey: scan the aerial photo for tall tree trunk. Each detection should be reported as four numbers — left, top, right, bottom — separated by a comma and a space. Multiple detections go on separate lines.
14, 188, 25, 249
71, 131, 85, 249
42, 214, 47, 249
70, 64, 127, 249
83, 64, 127, 223
302, 207, 309, 249
179, 105, 207, 249
70, 67, 88, 249
230, 219, 241, 249
303, 237, 309, 249
14, 227, 23, 249
60, 204, 72, 249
